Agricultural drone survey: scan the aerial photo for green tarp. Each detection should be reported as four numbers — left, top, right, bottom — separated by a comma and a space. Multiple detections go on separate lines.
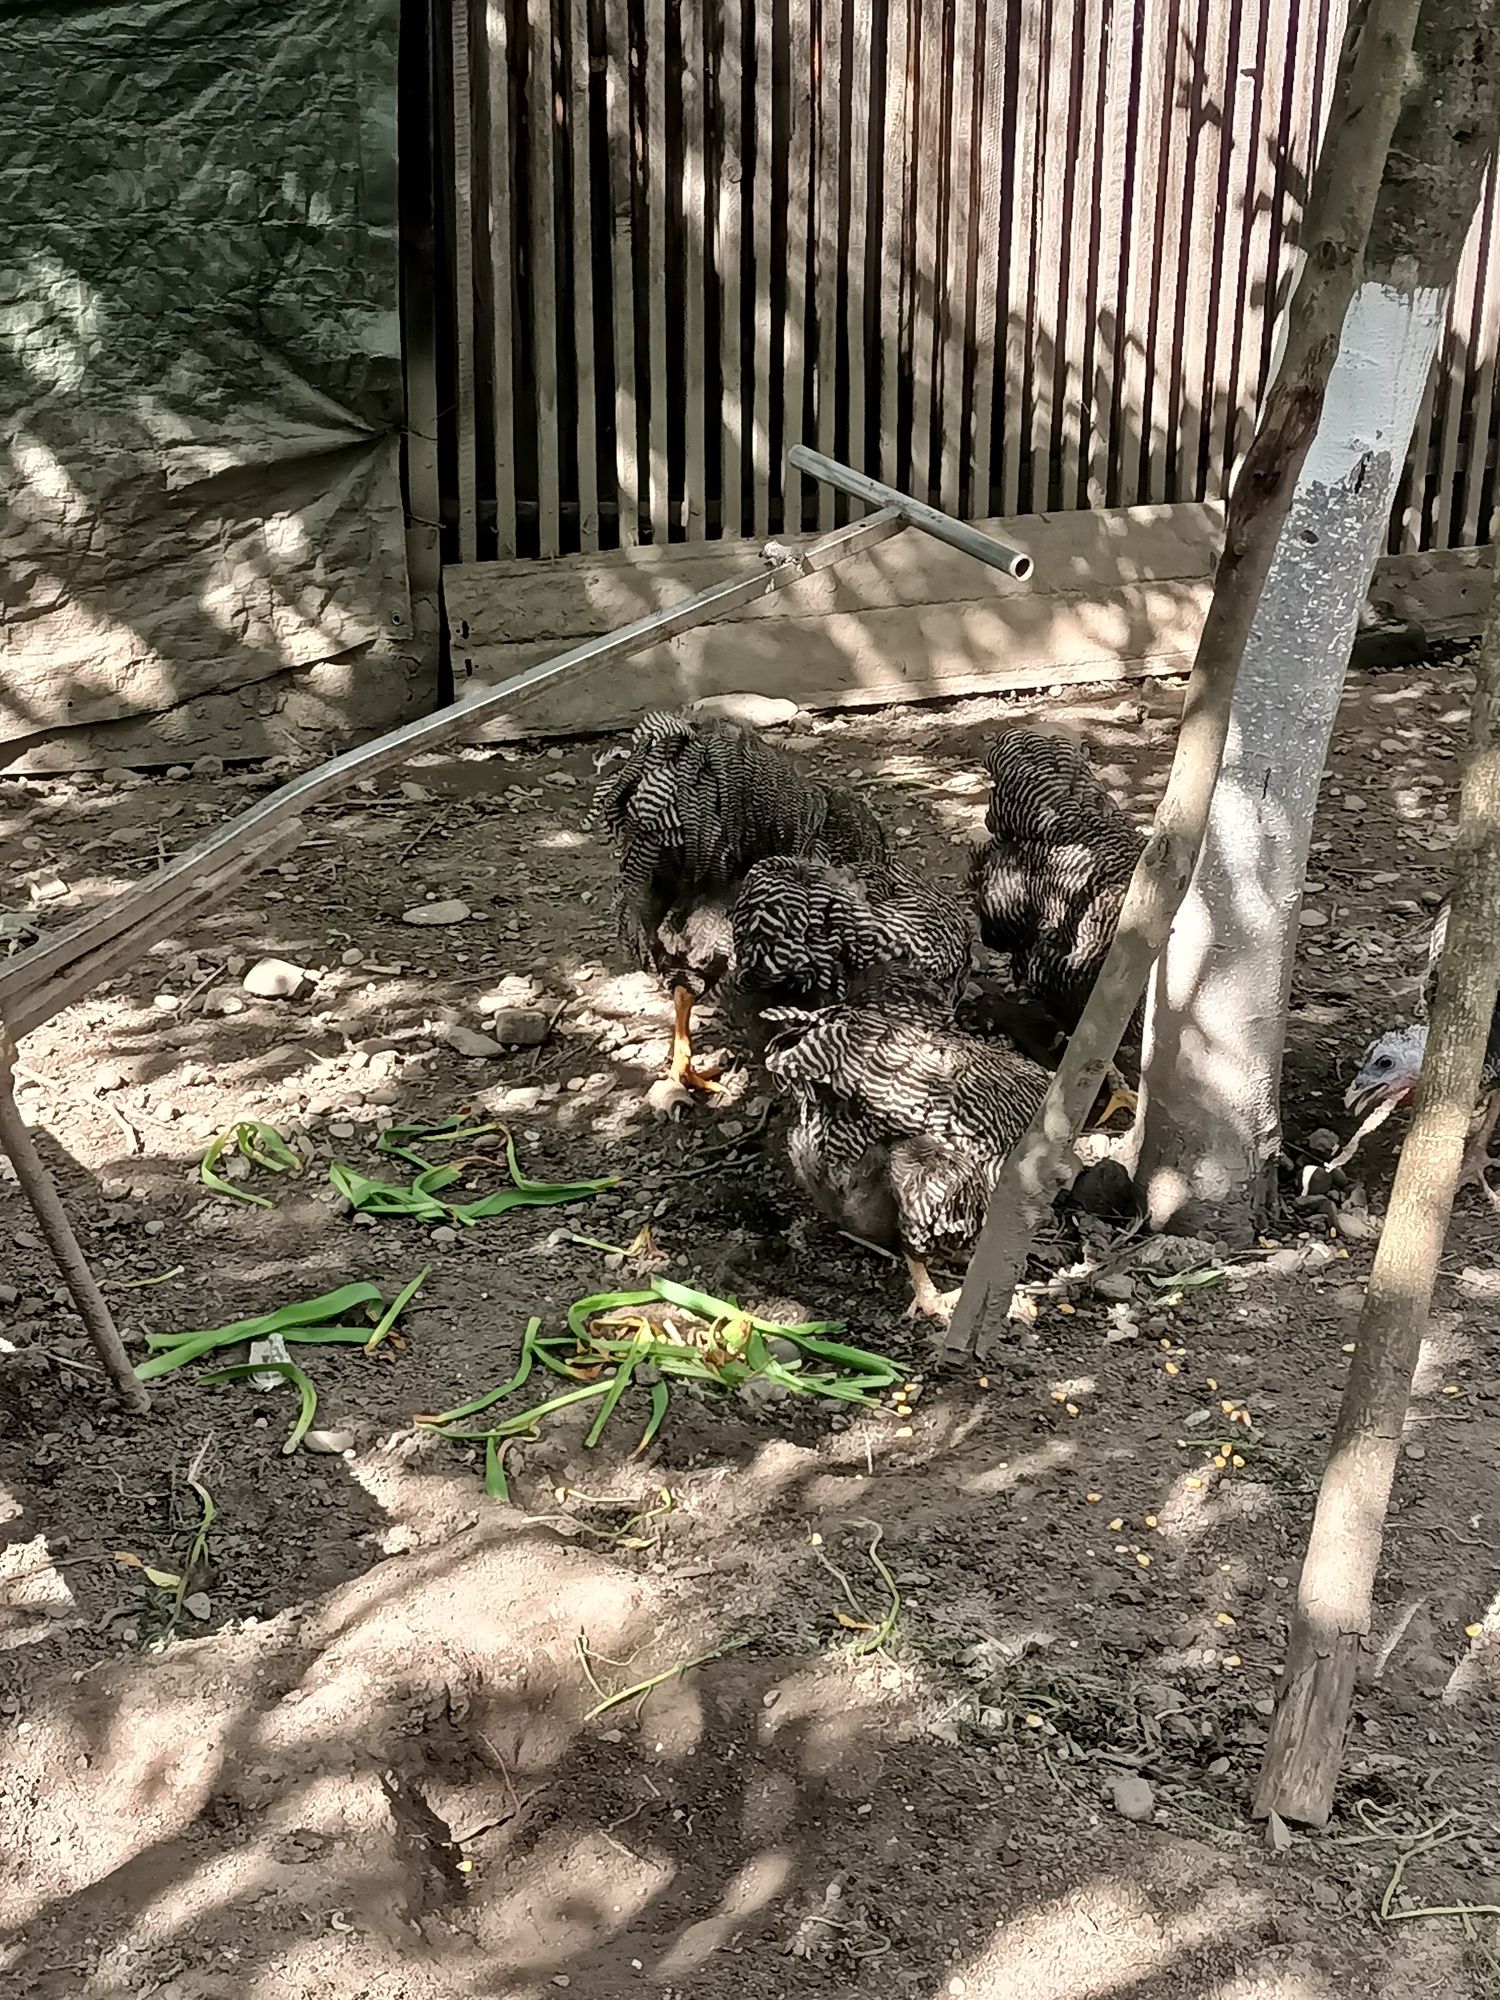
0, 0, 409, 759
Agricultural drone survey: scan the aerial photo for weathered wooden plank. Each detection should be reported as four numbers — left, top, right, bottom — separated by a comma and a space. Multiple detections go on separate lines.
569, 0, 599, 549
750, 0, 774, 533
968, 0, 1004, 516
1226, 0, 1289, 481
1086, 0, 1132, 508
1001, 0, 1041, 515
877, 0, 911, 487
485, 0, 518, 554
1116, 0, 1168, 506
1460, 168, 1500, 547
1028, 0, 1075, 513
681, 0, 708, 536
451, 0, 480, 560
603, 0, 639, 544
845, 0, 874, 482
527, 0, 562, 554
1057, 0, 1104, 511
718, 0, 745, 537
644, 0, 670, 538
784, 0, 815, 532
908, 0, 943, 507
939, 0, 976, 515
1175, 0, 1230, 499
814, 0, 844, 530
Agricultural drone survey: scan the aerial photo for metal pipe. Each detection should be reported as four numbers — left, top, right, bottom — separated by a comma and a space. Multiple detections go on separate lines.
0, 1028, 150, 1413
786, 445, 1035, 581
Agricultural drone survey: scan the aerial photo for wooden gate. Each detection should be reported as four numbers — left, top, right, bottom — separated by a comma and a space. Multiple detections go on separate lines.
414, 0, 1500, 565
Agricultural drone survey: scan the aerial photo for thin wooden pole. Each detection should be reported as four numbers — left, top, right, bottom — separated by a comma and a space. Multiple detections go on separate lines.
1255, 555, 1500, 1828
569, 0, 600, 549
0, 1032, 149, 1415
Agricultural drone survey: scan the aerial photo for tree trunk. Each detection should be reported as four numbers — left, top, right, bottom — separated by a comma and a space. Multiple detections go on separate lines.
942, 0, 1427, 1362
1134, 0, 1500, 1239
1253, 560, 1500, 1828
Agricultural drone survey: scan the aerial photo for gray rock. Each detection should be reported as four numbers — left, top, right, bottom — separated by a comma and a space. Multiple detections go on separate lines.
242, 957, 311, 1000
485, 1008, 551, 1048
304, 1427, 356, 1456
402, 898, 472, 926
444, 1024, 508, 1058
191, 755, 225, 780
1307, 1128, 1341, 1159
1094, 1273, 1136, 1302
1110, 1774, 1155, 1821
690, 691, 800, 727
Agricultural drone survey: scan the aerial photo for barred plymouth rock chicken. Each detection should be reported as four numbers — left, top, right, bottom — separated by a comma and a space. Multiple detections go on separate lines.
762, 998, 1050, 1319
970, 726, 1145, 1121
592, 712, 886, 1094
730, 855, 976, 1033
1344, 901, 1500, 1206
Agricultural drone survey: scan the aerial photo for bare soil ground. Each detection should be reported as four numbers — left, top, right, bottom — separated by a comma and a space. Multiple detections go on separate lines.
2, 668, 1498, 2000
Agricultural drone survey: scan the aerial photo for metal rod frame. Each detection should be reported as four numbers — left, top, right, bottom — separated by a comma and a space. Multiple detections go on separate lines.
787, 444, 1037, 579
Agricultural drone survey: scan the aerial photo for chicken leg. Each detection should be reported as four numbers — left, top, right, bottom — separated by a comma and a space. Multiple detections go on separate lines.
668, 987, 723, 1094
904, 1253, 960, 1321
1090, 1062, 1138, 1127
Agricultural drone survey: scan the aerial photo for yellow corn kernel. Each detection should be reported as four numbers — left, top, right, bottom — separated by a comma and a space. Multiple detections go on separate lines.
1086, 1492, 1102, 1504
1108, 1518, 1124, 1531
1056, 1301, 1075, 1315
1144, 1514, 1158, 1528
1136, 1553, 1152, 1568
1465, 1623, 1484, 1639
1164, 1361, 1180, 1375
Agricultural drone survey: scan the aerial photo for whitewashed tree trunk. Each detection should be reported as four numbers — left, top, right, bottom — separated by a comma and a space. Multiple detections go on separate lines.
1133, 281, 1446, 1236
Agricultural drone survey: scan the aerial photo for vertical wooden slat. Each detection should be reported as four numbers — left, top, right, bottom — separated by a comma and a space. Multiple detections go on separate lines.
846, 0, 874, 478
645, 0, 670, 537
1398, 369, 1440, 554
568, 0, 599, 548
1224, 0, 1288, 483
1028, 0, 1075, 513
968, 0, 1004, 515
1143, 0, 1188, 502
451, 0, 480, 560
1086, 0, 1132, 506
785, 0, 814, 530
1117, 0, 1167, 505
603, 0, 638, 544
1174, 0, 1230, 499
1432, 197, 1485, 551
878, 0, 911, 487
909, 0, 944, 506
1001, 0, 1041, 515
814, 0, 844, 528
1460, 168, 1500, 546
682, 0, 707, 535
939, 0, 976, 514
719, 0, 745, 536
750, 0, 773, 532
527, 0, 561, 553
485, 0, 518, 554
1058, 0, 1104, 510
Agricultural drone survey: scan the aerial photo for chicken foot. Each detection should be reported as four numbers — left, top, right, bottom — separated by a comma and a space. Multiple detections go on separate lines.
904, 1254, 960, 1322
1456, 1088, 1500, 1213
668, 987, 723, 1095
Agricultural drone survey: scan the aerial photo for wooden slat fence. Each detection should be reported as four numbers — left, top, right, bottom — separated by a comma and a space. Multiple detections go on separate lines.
429, 0, 1500, 563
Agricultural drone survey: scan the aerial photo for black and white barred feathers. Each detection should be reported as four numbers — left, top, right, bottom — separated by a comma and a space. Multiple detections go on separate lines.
730, 855, 976, 1026
969, 727, 1144, 1034
592, 712, 887, 995
763, 999, 1049, 1263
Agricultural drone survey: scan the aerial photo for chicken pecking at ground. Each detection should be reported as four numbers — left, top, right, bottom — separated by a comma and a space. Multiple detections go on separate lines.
762, 997, 1051, 1319
969, 726, 1145, 1123
1343, 901, 1500, 1207
592, 711, 887, 1095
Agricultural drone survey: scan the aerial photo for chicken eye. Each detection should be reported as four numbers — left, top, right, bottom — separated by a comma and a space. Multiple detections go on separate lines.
1373, 1056, 1392, 1073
